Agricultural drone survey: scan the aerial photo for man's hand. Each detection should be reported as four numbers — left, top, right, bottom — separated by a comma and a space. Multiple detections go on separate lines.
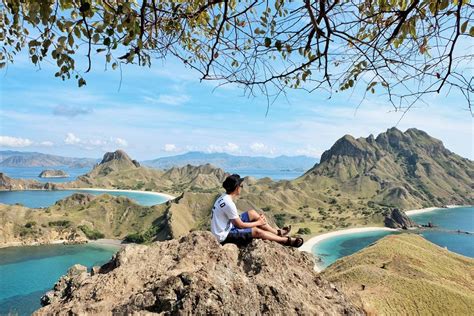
257, 214, 267, 226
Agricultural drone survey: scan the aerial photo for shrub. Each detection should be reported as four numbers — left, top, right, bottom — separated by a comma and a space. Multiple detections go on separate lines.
78, 225, 105, 240
48, 220, 71, 228
124, 233, 146, 244
274, 213, 286, 228
24, 221, 36, 228
297, 227, 312, 235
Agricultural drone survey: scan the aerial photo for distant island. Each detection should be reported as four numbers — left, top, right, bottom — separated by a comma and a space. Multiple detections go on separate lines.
38, 170, 69, 178
142, 151, 318, 171
0, 150, 98, 168
0, 150, 317, 172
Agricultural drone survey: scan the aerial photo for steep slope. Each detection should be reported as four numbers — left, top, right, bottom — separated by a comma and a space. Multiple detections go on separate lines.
322, 234, 474, 315
36, 232, 362, 315
300, 128, 474, 209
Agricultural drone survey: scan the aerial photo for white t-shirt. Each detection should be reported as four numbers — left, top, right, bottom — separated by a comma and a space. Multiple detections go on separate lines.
210, 194, 239, 242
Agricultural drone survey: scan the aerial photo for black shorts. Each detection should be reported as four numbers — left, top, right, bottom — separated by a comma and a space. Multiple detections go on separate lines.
222, 212, 253, 245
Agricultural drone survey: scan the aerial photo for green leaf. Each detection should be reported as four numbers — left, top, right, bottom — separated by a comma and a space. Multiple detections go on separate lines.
470, 26, 474, 36
78, 78, 86, 87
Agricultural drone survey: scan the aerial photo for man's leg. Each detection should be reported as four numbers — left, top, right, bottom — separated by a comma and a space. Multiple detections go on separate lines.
246, 209, 279, 234
252, 227, 288, 244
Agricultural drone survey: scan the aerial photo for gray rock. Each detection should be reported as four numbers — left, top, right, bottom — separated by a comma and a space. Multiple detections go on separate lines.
384, 208, 416, 229
34, 231, 364, 315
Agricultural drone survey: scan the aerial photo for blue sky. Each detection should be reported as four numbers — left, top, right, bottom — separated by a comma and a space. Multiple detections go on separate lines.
0, 50, 472, 160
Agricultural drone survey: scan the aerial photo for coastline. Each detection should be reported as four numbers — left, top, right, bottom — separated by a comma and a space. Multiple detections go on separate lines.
405, 204, 472, 216
0, 187, 176, 201
0, 238, 124, 249
299, 227, 397, 272
71, 187, 176, 201
89, 238, 124, 247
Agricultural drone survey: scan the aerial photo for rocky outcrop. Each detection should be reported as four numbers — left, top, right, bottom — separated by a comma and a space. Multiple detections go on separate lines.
100, 150, 140, 168
36, 231, 363, 315
39, 169, 69, 178
303, 127, 474, 209
53, 193, 95, 207
0, 172, 54, 190
383, 208, 417, 229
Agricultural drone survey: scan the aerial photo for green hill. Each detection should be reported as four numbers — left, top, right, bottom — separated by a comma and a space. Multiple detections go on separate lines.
0, 193, 170, 246
322, 234, 474, 315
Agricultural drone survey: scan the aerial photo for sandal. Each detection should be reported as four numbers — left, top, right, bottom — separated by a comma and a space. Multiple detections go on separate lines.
277, 225, 292, 236
285, 236, 304, 248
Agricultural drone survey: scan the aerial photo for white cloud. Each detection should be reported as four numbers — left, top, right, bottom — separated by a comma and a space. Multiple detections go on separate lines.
205, 142, 241, 154
144, 94, 191, 106
39, 141, 54, 147
224, 142, 240, 153
0, 136, 33, 147
113, 137, 128, 147
64, 133, 81, 144
250, 142, 275, 155
63, 133, 128, 150
53, 105, 92, 117
164, 144, 177, 152
295, 146, 323, 158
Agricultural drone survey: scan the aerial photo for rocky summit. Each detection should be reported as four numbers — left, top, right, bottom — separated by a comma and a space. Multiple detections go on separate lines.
36, 231, 362, 315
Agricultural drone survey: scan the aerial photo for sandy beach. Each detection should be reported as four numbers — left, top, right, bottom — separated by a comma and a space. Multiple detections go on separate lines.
65, 187, 176, 201
404, 207, 440, 216
299, 227, 397, 272
89, 238, 124, 247
404, 205, 472, 216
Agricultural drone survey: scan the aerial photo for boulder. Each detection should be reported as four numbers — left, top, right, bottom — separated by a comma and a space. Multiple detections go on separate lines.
36, 231, 363, 315
384, 208, 417, 229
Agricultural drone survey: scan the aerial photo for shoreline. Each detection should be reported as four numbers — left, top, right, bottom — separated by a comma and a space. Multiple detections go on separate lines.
299, 227, 397, 272
0, 187, 176, 201
405, 204, 472, 216
71, 187, 176, 201
89, 238, 124, 247
0, 238, 124, 250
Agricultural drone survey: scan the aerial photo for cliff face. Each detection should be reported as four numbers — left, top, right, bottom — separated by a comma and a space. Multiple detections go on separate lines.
36, 231, 363, 315
303, 127, 474, 209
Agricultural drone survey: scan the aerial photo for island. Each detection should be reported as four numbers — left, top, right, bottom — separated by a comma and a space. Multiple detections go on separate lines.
38, 169, 69, 178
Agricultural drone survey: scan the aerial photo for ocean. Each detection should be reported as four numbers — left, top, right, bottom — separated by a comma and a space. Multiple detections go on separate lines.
0, 189, 169, 208
0, 166, 90, 183
1, 166, 303, 182
312, 206, 473, 270
0, 243, 119, 315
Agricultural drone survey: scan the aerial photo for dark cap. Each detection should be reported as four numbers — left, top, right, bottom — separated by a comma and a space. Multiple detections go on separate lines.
223, 174, 244, 193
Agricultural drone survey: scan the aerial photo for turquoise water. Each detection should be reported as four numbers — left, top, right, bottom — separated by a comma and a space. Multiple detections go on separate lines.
0, 243, 119, 315
0, 189, 169, 208
0, 166, 90, 183
313, 230, 395, 269
409, 206, 474, 257
312, 206, 473, 269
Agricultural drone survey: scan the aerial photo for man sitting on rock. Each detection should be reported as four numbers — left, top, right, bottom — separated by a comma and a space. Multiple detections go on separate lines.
211, 174, 304, 247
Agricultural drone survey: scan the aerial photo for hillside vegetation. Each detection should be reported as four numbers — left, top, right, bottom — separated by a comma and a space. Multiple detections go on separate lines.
322, 234, 474, 315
